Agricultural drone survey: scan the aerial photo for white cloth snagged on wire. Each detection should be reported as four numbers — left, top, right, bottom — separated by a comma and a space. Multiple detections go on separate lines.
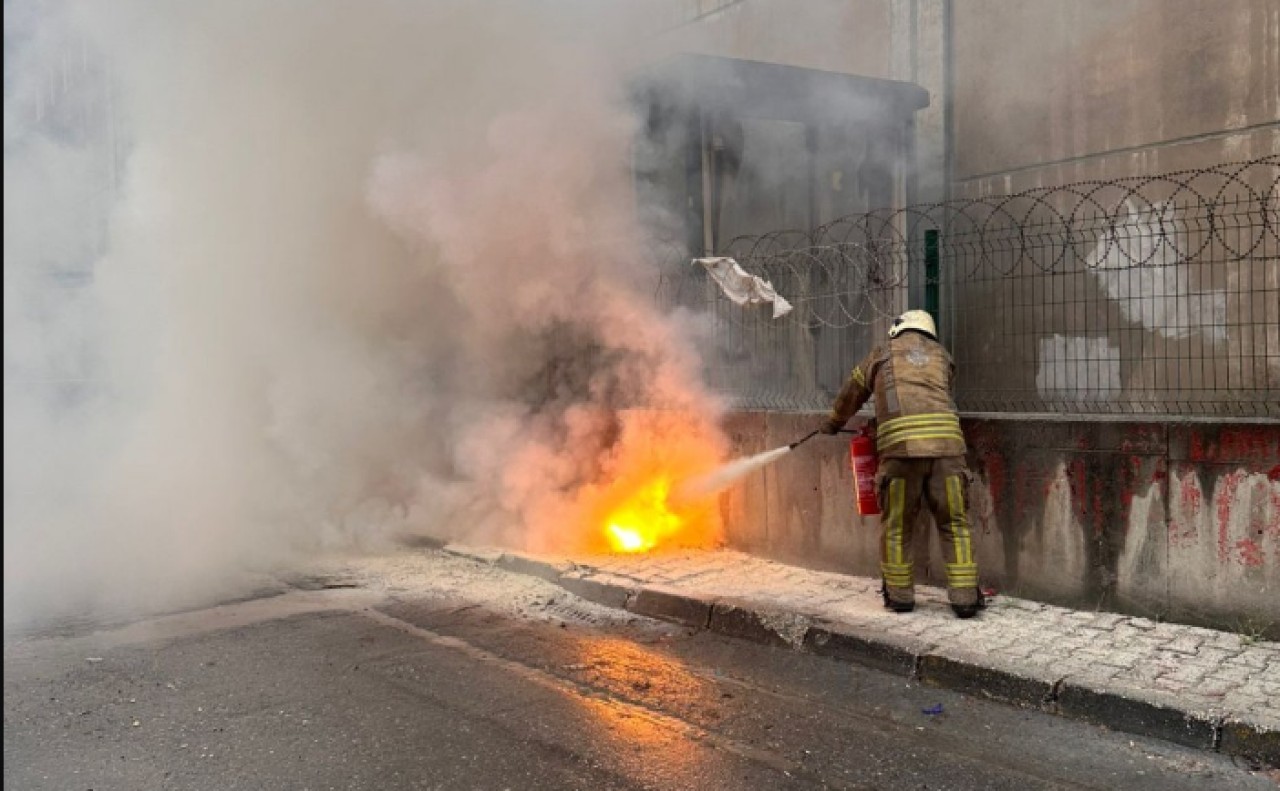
693, 257, 793, 319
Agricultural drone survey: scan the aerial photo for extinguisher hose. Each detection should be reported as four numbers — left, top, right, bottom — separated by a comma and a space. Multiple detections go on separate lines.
788, 426, 865, 450
788, 430, 819, 450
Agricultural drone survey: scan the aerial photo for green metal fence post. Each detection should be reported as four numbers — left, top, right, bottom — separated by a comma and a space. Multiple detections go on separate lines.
924, 228, 940, 326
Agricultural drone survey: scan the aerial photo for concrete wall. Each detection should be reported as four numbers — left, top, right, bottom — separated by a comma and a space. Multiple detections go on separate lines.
655, 0, 894, 79
951, 0, 1280, 194
657, 0, 1280, 196
719, 412, 1280, 636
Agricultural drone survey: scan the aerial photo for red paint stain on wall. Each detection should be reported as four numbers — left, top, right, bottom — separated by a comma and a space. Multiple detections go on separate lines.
1068, 459, 1088, 517
1229, 430, 1273, 461
1118, 455, 1143, 517
984, 453, 1006, 508
1189, 428, 1280, 464
1180, 475, 1203, 512
1235, 538, 1265, 567
1169, 471, 1203, 549
1119, 425, 1162, 453
1265, 486, 1280, 540
1180, 469, 1280, 568
1215, 471, 1245, 563
1190, 432, 1205, 461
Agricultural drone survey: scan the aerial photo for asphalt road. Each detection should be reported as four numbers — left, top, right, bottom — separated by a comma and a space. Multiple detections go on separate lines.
4, 551, 1275, 790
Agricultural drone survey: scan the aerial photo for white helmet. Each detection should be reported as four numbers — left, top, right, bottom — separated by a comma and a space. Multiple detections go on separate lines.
889, 310, 937, 339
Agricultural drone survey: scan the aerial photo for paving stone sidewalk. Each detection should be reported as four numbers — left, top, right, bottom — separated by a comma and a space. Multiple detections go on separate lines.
445, 544, 1279, 767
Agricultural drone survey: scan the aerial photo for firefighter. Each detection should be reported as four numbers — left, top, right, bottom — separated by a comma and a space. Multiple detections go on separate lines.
819, 310, 984, 618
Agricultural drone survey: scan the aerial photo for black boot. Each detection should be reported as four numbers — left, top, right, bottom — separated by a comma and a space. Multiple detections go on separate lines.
950, 587, 986, 619
881, 581, 915, 613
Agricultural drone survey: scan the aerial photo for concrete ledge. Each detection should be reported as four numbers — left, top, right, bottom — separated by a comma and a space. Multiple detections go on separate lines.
1055, 680, 1219, 751
496, 552, 572, 583
1219, 715, 1280, 767
708, 601, 810, 649
918, 652, 1057, 708
626, 588, 713, 628
442, 544, 505, 564
396, 533, 448, 550
556, 574, 634, 610
804, 621, 923, 677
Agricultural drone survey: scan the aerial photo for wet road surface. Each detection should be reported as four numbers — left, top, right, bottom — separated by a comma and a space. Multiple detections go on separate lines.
5, 551, 1275, 790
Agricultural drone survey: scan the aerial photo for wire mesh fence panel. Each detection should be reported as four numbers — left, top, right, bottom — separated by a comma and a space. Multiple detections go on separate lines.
651, 156, 1280, 417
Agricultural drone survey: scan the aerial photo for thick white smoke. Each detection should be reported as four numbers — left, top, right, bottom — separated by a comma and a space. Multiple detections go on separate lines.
4, 1, 726, 625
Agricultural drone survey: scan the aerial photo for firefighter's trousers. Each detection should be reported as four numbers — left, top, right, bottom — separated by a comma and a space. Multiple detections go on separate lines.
877, 456, 980, 606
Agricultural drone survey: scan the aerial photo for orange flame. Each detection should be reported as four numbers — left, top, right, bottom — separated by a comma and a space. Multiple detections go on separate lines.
556, 409, 725, 556
603, 476, 682, 553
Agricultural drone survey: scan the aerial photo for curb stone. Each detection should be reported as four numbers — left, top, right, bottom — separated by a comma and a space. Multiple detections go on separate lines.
627, 587, 713, 628
803, 621, 925, 677
1054, 679, 1219, 751
443, 544, 1279, 767
496, 552, 572, 583
556, 573, 635, 610
709, 601, 809, 649
1220, 715, 1280, 767
442, 544, 504, 564
917, 650, 1057, 708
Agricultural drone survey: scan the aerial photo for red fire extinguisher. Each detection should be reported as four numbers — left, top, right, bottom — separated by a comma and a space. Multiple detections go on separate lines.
849, 425, 880, 516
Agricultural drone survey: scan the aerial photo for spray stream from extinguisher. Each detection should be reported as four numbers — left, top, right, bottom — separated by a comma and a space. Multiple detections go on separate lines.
668, 445, 793, 505
669, 427, 871, 507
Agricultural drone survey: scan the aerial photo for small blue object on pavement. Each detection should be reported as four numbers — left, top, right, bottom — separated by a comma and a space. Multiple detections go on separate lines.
922, 704, 944, 715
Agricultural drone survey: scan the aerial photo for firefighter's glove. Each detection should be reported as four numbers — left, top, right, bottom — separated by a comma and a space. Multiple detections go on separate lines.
819, 418, 842, 435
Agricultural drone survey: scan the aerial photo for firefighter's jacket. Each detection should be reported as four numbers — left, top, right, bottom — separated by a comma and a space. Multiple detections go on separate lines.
828, 331, 966, 459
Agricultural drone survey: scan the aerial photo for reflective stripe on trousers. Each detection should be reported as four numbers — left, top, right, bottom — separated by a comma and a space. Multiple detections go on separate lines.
877, 456, 978, 599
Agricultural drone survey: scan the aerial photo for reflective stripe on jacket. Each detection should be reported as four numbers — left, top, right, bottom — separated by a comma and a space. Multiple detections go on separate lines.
828, 330, 967, 459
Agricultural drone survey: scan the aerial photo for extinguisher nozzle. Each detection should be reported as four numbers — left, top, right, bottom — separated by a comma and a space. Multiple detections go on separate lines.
789, 430, 819, 450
